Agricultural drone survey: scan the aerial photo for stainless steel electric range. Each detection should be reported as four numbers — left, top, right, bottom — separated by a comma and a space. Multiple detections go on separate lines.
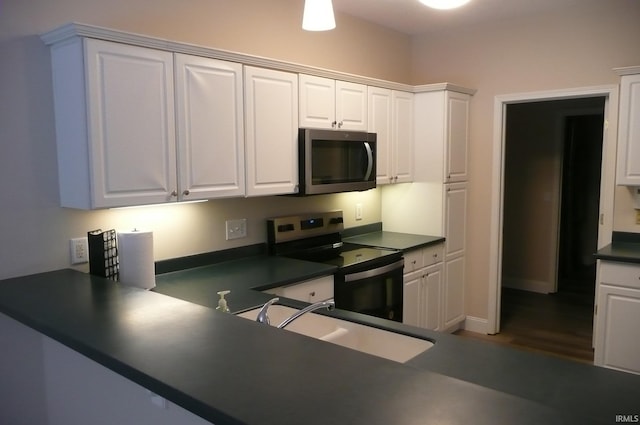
267, 210, 404, 322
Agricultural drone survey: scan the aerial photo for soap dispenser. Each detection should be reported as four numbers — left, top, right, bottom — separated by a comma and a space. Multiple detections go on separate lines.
216, 290, 231, 313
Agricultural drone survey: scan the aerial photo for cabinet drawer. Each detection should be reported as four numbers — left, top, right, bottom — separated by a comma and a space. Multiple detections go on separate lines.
264, 275, 334, 303
423, 244, 444, 267
403, 249, 424, 273
600, 261, 640, 289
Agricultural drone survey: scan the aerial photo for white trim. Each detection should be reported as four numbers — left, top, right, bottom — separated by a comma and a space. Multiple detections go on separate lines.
614, 66, 640, 76
487, 85, 618, 335
463, 316, 490, 334
40, 22, 476, 96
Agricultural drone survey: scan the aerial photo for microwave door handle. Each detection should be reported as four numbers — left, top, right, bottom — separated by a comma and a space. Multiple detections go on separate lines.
363, 142, 373, 180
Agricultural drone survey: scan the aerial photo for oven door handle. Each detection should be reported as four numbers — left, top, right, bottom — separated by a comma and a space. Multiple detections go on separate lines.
343, 258, 404, 283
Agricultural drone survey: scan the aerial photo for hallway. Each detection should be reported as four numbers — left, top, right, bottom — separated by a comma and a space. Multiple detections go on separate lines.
456, 287, 595, 364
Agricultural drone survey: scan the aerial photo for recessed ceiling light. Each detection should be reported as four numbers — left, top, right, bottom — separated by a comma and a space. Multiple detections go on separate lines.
418, 0, 471, 10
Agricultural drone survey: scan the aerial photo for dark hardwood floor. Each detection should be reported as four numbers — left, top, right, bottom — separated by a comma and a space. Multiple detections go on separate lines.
455, 285, 595, 364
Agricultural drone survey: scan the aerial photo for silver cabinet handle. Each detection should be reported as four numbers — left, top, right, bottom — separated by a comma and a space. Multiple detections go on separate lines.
171, 190, 178, 197
183, 189, 190, 196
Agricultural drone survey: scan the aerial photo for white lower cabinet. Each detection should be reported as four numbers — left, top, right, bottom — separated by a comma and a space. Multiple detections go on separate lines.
443, 254, 465, 329
403, 243, 444, 331
404, 264, 443, 331
594, 261, 640, 375
263, 275, 334, 304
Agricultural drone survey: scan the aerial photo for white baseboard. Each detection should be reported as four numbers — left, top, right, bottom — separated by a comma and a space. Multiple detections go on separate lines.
502, 277, 552, 294
463, 316, 490, 334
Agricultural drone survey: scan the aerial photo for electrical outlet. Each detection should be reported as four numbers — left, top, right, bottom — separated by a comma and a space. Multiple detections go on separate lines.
355, 203, 363, 221
226, 219, 247, 240
636, 210, 640, 225
70, 237, 89, 265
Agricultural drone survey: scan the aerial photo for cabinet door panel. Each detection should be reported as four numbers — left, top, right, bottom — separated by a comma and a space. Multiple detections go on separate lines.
175, 54, 244, 199
595, 284, 640, 374
299, 74, 335, 129
445, 182, 467, 258
392, 91, 414, 183
86, 39, 176, 208
245, 66, 298, 196
403, 271, 422, 327
617, 73, 640, 185
368, 87, 393, 184
444, 255, 465, 329
445, 92, 469, 182
336, 81, 367, 131
423, 264, 443, 331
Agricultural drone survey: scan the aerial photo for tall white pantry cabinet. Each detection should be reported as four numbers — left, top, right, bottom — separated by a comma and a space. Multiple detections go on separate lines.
382, 87, 473, 332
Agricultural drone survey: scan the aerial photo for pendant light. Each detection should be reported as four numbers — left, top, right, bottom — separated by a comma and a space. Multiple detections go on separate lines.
418, 0, 471, 10
302, 0, 336, 31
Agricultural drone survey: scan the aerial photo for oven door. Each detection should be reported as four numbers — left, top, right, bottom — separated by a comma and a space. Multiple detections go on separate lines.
334, 257, 404, 322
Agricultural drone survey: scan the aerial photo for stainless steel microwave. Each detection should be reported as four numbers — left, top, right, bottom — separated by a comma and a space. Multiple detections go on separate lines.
298, 128, 377, 195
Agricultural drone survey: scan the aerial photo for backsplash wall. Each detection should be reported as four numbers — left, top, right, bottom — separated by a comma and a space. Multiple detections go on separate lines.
66, 190, 382, 276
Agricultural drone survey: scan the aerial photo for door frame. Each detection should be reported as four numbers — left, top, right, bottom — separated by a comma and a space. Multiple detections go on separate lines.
487, 85, 619, 334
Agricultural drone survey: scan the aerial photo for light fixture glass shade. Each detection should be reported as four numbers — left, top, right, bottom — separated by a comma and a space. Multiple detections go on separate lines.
303, 0, 336, 31
418, 0, 471, 10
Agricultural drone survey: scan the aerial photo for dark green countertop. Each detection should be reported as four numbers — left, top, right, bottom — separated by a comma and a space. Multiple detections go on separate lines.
595, 242, 640, 264
344, 231, 445, 251
2, 254, 640, 425
594, 231, 640, 264
153, 255, 337, 312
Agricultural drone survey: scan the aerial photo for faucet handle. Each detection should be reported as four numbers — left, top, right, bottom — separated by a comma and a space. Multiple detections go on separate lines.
256, 297, 279, 325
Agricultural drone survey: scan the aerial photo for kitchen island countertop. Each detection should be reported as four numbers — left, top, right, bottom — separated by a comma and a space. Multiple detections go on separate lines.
2, 255, 640, 425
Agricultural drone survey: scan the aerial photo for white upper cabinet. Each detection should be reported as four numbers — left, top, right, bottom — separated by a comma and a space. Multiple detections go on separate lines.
368, 87, 414, 185
299, 74, 367, 131
174, 54, 245, 200
392, 90, 414, 183
414, 89, 470, 184
51, 38, 177, 209
49, 37, 247, 209
244, 66, 299, 196
616, 69, 640, 185
445, 91, 470, 183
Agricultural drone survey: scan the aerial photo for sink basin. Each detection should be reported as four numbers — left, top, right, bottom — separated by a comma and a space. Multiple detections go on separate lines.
237, 305, 433, 363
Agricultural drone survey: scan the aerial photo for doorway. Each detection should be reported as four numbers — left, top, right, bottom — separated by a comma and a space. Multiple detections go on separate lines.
501, 98, 605, 296
487, 86, 619, 337
498, 99, 605, 361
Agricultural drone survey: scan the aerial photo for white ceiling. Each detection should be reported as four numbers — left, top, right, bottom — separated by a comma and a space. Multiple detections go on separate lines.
332, 0, 583, 35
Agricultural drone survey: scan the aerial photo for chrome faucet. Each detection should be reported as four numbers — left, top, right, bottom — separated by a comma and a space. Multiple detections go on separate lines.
256, 297, 335, 329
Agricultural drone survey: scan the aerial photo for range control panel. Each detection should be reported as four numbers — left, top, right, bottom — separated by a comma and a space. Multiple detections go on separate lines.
267, 210, 344, 244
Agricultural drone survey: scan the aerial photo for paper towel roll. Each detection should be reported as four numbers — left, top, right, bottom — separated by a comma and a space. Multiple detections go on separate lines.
117, 229, 155, 290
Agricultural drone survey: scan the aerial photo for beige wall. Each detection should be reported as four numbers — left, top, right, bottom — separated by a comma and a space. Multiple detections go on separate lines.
0, 0, 409, 280
410, 0, 640, 319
